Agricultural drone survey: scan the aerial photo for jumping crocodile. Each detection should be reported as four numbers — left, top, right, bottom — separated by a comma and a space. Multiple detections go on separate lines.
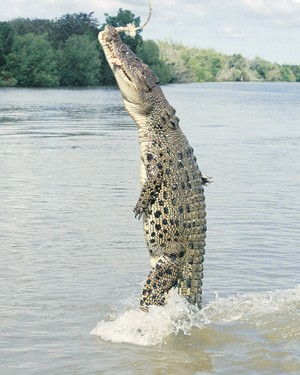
99, 25, 209, 311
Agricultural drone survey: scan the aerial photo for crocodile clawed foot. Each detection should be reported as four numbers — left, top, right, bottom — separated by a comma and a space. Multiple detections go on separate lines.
133, 203, 145, 220
134, 196, 152, 219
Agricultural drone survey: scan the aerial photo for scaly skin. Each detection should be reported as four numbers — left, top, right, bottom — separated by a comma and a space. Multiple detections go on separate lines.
99, 25, 209, 311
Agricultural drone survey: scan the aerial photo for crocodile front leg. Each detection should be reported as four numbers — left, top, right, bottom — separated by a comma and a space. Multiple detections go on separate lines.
134, 150, 164, 219
133, 177, 163, 219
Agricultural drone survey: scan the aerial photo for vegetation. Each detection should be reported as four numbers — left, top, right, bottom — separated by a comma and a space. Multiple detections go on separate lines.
0, 13, 102, 87
5, 33, 59, 87
136, 40, 173, 84
0, 10, 299, 87
59, 34, 100, 86
157, 41, 299, 83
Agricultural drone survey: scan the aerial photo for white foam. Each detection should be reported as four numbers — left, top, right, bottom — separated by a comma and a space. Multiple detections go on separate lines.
199, 285, 300, 325
90, 285, 300, 346
90, 290, 196, 346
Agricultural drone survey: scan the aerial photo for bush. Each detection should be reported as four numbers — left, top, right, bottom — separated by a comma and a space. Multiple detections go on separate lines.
5, 33, 59, 87
136, 40, 173, 84
60, 35, 101, 86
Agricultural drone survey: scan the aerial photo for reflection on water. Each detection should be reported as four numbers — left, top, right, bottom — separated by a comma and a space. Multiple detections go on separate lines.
0, 84, 300, 374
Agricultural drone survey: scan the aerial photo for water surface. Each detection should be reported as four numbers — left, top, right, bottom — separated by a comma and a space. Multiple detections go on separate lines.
0, 83, 299, 374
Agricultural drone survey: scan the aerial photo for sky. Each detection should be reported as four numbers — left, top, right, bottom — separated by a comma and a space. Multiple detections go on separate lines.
1, 0, 300, 64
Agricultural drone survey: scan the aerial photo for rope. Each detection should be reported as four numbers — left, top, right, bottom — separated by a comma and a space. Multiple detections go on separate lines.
115, 0, 152, 37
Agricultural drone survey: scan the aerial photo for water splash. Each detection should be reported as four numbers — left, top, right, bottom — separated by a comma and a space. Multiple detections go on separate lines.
90, 290, 196, 346
199, 285, 300, 326
90, 285, 300, 346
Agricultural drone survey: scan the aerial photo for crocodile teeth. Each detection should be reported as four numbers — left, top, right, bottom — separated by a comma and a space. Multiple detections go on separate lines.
112, 57, 122, 67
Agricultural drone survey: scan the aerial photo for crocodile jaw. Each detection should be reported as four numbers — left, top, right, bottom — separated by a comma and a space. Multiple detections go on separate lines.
98, 28, 139, 104
98, 25, 159, 110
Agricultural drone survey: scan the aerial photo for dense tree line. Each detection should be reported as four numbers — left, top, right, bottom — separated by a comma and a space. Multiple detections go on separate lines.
0, 10, 173, 87
157, 41, 300, 83
0, 10, 299, 87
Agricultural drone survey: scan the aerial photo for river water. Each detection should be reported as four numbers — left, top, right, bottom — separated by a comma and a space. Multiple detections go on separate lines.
0, 83, 299, 374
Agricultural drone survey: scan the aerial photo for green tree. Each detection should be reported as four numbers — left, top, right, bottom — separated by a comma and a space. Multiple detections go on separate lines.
290, 65, 300, 81
250, 57, 279, 81
280, 65, 296, 82
228, 54, 247, 80
59, 34, 101, 86
156, 41, 197, 83
0, 22, 14, 66
10, 17, 52, 36
187, 48, 225, 82
0, 22, 16, 86
228, 54, 247, 70
217, 54, 253, 81
50, 12, 99, 47
136, 40, 173, 84
5, 33, 59, 87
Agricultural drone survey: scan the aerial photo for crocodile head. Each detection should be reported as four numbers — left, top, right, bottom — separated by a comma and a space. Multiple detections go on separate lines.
98, 25, 167, 125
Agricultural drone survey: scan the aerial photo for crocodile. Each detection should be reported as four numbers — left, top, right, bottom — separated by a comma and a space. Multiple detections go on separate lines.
99, 25, 209, 311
